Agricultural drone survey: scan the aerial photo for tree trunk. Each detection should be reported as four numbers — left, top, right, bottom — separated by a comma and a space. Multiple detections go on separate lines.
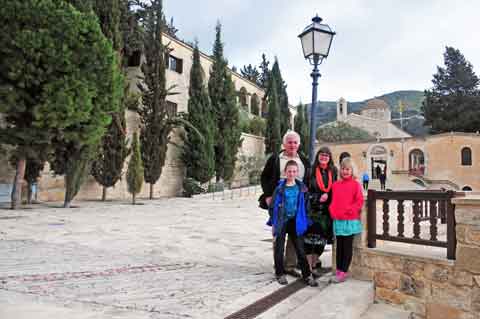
63, 199, 71, 208
10, 158, 26, 210
102, 186, 107, 201
27, 182, 33, 204
132, 193, 136, 205
149, 183, 154, 200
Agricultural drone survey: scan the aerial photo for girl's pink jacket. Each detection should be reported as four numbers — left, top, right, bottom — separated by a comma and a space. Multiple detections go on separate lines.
329, 177, 364, 220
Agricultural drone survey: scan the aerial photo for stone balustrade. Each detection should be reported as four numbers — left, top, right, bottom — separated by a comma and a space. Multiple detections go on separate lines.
350, 193, 480, 319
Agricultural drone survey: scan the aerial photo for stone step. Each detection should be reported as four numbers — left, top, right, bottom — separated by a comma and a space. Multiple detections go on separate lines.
258, 278, 374, 319
360, 303, 412, 319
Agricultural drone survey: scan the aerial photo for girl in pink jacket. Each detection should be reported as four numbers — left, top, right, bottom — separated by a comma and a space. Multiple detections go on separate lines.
329, 157, 364, 283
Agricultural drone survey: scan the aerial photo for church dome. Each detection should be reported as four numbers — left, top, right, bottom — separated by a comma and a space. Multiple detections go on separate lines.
362, 98, 390, 111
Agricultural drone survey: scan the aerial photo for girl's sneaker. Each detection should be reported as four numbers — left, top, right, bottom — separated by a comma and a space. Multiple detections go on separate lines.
330, 271, 346, 284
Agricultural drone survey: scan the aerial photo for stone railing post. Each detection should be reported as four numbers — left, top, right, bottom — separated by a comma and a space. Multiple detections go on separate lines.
452, 195, 480, 273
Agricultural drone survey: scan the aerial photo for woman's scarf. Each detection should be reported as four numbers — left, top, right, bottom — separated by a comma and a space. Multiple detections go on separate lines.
315, 166, 333, 193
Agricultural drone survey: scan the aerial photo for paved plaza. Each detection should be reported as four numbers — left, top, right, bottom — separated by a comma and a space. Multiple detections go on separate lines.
0, 193, 333, 319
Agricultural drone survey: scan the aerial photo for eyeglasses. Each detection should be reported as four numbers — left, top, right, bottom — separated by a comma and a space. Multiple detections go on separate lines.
319, 153, 330, 158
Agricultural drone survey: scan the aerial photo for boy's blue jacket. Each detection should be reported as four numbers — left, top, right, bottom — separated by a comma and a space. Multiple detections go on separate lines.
267, 179, 310, 237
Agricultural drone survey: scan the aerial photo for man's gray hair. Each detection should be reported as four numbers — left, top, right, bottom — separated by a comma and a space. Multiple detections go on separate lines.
282, 130, 301, 145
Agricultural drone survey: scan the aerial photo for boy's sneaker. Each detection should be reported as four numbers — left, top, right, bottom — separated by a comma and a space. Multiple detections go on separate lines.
304, 275, 318, 287
277, 275, 288, 285
285, 268, 301, 278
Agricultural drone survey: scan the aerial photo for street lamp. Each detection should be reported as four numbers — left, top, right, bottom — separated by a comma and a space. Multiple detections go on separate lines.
299, 15, 335, 164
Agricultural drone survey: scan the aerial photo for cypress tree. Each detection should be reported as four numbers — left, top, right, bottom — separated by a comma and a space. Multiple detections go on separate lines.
183, 42, 215, 183
91, 103, 129, 201
137, 0, 168, 199
90, 0, 130, 201
269, 59, 291, 135
294, 103, 309, 154
265, 76, 281, 155
136, 0, 191, 198
0, 0, 122, 209
259, 53, 270, 89
222, 73, 243, 181
423, 46, 480, 133
208, 22, 242, 182
127, 132, 144, 204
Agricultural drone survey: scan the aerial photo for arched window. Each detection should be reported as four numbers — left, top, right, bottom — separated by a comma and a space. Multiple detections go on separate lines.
238, 87, 248, 108
461, 147, 472, 166
261, 99, 268, 118
462, 186, 472, 191
251, 93, 259, 116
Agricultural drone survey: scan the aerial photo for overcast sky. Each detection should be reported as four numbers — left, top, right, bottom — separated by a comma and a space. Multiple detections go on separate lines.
164, 0, 479, 104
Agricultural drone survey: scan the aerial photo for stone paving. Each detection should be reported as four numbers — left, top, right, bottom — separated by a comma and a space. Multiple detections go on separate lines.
1, 195, 313, 319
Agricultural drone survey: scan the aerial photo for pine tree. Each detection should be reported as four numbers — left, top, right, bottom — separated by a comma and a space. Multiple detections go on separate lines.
182, 42, 215, 183
422, 46, 480, 133
208, 22, 242, 182
265, 76, 281, 155
240, 64, 261, 85
294, 103, 309, 154
269, 59, 291, 135
0, 0, 122, 209
127, 132, 144, 204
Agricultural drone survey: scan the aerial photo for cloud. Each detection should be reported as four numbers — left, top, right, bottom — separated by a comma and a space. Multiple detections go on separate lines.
164, 0, 480, 103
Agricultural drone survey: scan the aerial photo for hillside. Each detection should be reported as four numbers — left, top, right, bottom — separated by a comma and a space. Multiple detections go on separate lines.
305, 90, 428, 136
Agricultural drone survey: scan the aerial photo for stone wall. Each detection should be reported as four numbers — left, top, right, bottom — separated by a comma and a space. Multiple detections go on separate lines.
350, 195, 480, 319
18, 132, 265, 203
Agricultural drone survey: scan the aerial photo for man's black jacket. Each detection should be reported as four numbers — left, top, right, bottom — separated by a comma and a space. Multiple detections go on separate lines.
258, 150, 310, 209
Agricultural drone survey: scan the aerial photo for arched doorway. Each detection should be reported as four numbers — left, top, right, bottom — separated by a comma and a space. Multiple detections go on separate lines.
369, 145, 387, 179
409, 149, 425, 176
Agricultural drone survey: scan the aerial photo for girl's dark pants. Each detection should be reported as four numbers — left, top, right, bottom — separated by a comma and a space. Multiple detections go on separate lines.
336, 235, 354, 272
274, 219, 310, 278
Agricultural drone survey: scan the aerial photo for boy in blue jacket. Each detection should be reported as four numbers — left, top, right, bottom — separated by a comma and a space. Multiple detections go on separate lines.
269, 160, 317, 286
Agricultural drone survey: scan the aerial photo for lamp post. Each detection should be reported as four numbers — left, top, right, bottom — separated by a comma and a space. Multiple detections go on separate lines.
299, 15, 335, 164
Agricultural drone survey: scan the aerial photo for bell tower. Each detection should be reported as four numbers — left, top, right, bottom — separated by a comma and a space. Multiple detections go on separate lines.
337, 97, 348, 122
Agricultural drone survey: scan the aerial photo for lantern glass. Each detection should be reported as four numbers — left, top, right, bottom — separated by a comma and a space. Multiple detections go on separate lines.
299, 16, 335, 59
313, 29, 334, 57
300, 31, 313, 58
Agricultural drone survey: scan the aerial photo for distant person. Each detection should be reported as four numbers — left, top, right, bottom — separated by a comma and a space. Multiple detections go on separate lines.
379, 170, 387, 190
361, 171, 369, 191
306, 146, 337, 277
329, 157, 364, 283
375, 165, 382, 179
268, 160, 317, 287
259, 130, 310, 278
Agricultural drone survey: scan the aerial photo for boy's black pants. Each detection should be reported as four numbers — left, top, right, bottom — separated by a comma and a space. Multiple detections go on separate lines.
336, 235, 354, 272
274, 219, 310, 278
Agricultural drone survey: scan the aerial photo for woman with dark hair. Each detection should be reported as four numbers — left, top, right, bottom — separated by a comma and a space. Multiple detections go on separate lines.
305, 146, 338, 276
